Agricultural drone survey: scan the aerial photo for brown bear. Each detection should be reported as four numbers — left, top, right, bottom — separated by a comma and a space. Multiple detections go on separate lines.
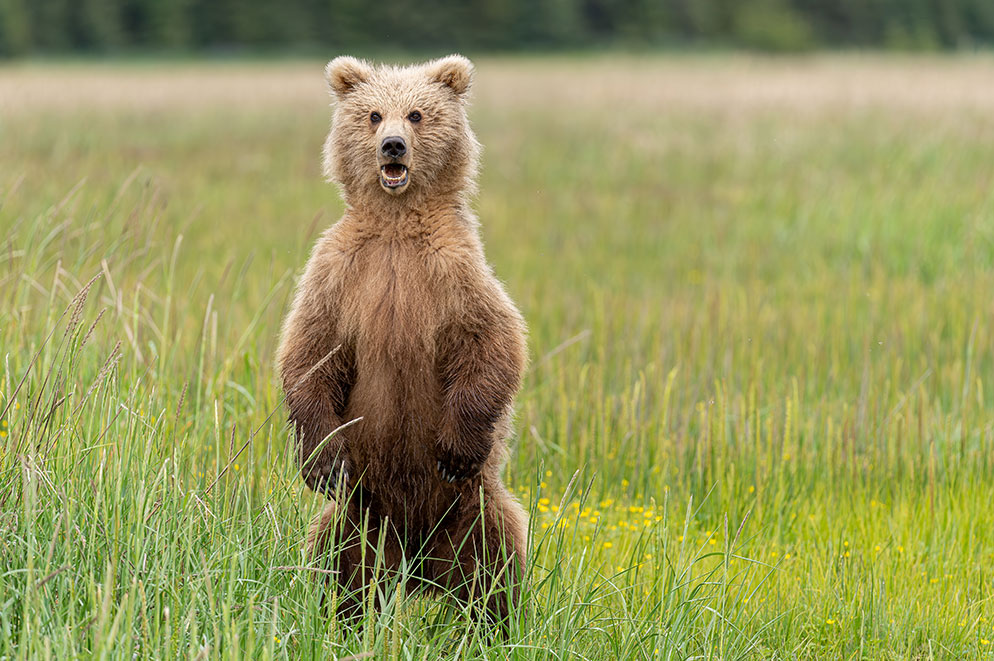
277, 54, 528, 627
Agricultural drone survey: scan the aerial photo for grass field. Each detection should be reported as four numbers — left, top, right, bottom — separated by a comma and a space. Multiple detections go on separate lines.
2, 55, 994, 659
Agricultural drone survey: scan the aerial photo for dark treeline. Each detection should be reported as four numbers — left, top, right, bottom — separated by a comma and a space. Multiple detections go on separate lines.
2, 0, 994, 56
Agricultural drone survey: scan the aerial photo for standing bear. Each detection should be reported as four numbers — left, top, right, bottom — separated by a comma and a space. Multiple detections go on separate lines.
277, 55, 529, 626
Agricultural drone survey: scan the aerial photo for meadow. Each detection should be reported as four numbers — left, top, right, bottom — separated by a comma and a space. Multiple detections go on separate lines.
2, 55, 994, 659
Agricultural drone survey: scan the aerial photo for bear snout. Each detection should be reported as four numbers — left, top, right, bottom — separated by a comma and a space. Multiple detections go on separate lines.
380, 136, 407, 159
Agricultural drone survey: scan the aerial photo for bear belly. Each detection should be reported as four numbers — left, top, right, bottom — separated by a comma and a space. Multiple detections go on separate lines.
341, 353, 452, 526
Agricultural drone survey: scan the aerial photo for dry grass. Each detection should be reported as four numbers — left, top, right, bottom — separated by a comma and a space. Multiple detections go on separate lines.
3, 55, 994, 116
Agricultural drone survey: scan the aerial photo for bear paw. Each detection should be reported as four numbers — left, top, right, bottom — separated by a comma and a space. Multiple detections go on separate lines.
304, 457, 350, 496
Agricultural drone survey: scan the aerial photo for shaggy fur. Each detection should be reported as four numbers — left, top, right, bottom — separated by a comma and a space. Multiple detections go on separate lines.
277, 55, 528, 625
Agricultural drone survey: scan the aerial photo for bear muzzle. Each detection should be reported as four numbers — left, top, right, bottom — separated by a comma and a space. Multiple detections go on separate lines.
378, 136, 411, 193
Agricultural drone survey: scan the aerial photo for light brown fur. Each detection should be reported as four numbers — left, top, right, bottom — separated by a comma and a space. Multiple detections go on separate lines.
277, 55, 528, 626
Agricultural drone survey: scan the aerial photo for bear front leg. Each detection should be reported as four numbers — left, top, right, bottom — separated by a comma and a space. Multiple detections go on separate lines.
280, 333, 356, 496
435, 312, 526, 483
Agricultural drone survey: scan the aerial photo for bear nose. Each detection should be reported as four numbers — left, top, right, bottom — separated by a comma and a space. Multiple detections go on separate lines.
380, 136, 407, 159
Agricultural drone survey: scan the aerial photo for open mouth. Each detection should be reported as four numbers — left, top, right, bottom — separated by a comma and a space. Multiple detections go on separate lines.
380, 163, 409, 189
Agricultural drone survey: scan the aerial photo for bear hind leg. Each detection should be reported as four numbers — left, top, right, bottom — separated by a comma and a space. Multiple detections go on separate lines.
426, 486, 528, 631
306, 501, 389, 625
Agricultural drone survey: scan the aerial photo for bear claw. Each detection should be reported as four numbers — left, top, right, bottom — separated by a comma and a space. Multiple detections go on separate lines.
436, 456, 480, 483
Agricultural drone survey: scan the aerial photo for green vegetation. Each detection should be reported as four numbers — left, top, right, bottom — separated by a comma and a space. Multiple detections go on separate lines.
2, 56, 994, 658
2, 0, 994, 56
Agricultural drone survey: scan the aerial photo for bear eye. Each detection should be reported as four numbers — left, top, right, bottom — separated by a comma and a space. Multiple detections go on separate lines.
407, 110, 422, 123
370, 111, 382, 124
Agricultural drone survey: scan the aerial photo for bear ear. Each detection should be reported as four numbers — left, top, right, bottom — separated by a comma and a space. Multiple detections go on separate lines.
426, 54, 474, 97
325, 56, 374, 98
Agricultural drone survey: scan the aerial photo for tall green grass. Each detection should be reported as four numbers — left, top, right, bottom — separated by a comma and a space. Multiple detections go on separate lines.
2, 58, 994, 658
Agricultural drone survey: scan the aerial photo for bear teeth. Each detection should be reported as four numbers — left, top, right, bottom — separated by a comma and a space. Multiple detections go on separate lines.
380, 164, 409, 188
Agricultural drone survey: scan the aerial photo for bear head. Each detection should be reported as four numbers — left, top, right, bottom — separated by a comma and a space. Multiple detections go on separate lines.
322, 55, 480, 207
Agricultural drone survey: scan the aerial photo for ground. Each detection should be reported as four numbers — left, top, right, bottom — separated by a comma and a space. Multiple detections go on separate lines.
1, 55, 994, 659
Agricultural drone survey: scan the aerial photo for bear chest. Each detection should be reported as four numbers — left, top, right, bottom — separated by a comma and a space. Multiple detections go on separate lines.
347, 243, 448, 364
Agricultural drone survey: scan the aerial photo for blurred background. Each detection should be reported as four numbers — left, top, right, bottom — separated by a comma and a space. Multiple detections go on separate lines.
2, 0, 994, 56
